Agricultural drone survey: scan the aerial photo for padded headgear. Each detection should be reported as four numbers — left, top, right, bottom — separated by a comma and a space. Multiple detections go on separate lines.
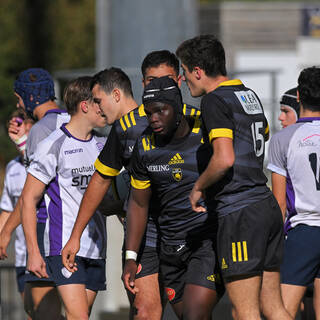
142, 76, 183, 119
14, 68, 55, 116
280, 87, 299, 119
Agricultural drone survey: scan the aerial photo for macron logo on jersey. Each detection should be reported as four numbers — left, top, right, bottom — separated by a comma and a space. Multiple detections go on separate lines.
234, 90, 263, 115
64, 148, 83, 155
168, 153, 184, 165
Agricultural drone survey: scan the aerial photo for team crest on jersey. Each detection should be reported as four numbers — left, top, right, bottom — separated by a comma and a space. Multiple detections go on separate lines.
172, 168, 182, 181
96, 142, 104, 152
234, 90, 263, 115
165, 287, 176, 301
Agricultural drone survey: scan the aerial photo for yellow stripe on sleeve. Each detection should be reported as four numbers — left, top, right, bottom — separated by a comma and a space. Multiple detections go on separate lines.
94, 158, 120, 177
130, 176, 151, 189
130, 111, 136, 126
183, 104, 186, 115
119, 118, 127, 132
208, 128, 233, 142
124, 114, 131, 128
139, 104, 146, 117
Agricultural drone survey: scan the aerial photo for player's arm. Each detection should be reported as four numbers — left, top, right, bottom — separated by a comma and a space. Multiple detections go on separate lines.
0, 190, 23, 260
190, 137, 234, 212
21, 173, 48, 278
0, 211, 10, 231
271, 172, 287, 221
122, 185, 151, 294
61, 171, 112, 272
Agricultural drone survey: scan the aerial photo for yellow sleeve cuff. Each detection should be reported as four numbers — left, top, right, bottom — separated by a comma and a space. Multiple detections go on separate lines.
130, 176, 150, 189
209, 128, 233, 142
94, 158, 120, 177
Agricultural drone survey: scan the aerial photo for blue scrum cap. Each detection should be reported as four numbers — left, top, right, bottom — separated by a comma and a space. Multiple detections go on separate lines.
14, 68, 55, 116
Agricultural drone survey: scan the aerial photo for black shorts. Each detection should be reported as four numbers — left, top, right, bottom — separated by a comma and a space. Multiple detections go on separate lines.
46, 256, 106, 291
160, 239, 224, 305
217, 195, 284, 280
122, 242, 160, 279
25, 222, 56, 285
15, 266, 26, 293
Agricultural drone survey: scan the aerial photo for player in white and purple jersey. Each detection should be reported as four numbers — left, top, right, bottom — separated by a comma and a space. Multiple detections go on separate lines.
0, 110, 34, 320
268, 67, 320, 319
21, 76, 108, 319
0, 68, 68, 319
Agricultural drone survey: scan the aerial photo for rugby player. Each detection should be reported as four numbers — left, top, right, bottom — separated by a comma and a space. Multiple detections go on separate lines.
278, 88, 299, 129
122, 76, 223, 320
0, 110, 33, 319
0, 68, 69, 319
268, 67, 320, 318
62, 52, 199, 320
21, 76, 108, 319
176, 34, 292, 320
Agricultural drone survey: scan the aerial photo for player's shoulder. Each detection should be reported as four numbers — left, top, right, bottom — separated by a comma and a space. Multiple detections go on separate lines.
116, 104, 147, 134
5, 157, 23, 172
136, 127, 155, 154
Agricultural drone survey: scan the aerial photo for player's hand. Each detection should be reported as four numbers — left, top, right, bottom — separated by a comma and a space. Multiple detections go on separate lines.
189, 186, 207, 213
8, 117, 27, 142
0, 229, 11, 260
61, 237, 79, 273
122, 259, 139, 294
27, 252, 49, 279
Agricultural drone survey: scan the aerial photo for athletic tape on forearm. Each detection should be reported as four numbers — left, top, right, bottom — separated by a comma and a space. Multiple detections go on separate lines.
125, 250, 138, 261
14, 134, 27, 151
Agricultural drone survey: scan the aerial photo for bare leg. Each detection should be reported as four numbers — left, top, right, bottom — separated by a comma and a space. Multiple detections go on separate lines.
182, 283, 219, 320
129, 273, 163, 320
260, 271, 292, 319
57, 284, 89, 320
281, 283, 306, 318
28, 282, 63, 320
86, 288, 98, 316
225, 275, 261, 320
313, 279, 320, 320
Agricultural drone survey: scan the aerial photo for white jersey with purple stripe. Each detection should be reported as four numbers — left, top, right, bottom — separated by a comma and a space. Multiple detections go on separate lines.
25, 109, 71, 223
0, 157, 27, 267
28, 124, 107, 259
267, 118, 320, 232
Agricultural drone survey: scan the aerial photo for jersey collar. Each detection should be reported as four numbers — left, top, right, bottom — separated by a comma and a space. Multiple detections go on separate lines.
297, 117, 320, 123
217, 79, 243, 88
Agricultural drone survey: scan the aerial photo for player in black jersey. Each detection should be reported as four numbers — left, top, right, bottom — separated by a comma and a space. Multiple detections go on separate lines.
62, 53, 199, 320
122, 76, 223, 320
176, 35, 292, 320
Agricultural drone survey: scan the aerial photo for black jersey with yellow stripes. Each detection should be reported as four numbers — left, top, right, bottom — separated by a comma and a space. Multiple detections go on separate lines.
95, 103, 200, 176
201, 79, 271, 217
130, 117, 216, 245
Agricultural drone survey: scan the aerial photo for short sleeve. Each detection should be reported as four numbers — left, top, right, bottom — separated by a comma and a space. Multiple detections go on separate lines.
201, 94, 234, 143
0, 169, 14, 212
267, 132, 287, 177
129, 141, 150, 190
95, 125, 125, 177
28, 139, 59, 185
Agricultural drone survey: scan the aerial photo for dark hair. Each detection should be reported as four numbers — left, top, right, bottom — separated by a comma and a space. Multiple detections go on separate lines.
91, 67, 133, 97
141, 50, 179, 78
176, 34, 226, 77
298, 67, 320, 112
63, 76, 93, 115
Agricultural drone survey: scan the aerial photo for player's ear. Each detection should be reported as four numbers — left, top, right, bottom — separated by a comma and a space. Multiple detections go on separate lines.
80, 100, 88, 113
112, 88, 121, 103
177, 74, 182, 88
194, 67, 202, 80
296, 90, 300, 103
142, 78, 146, 88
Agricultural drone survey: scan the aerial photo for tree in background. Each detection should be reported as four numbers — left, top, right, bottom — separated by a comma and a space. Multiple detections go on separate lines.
0, 0, 95, 165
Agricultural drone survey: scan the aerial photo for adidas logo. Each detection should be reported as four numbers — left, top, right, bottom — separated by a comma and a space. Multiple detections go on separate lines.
168, 153, 184, 165
221, 258, 228, 269
206, 274, 216, 282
